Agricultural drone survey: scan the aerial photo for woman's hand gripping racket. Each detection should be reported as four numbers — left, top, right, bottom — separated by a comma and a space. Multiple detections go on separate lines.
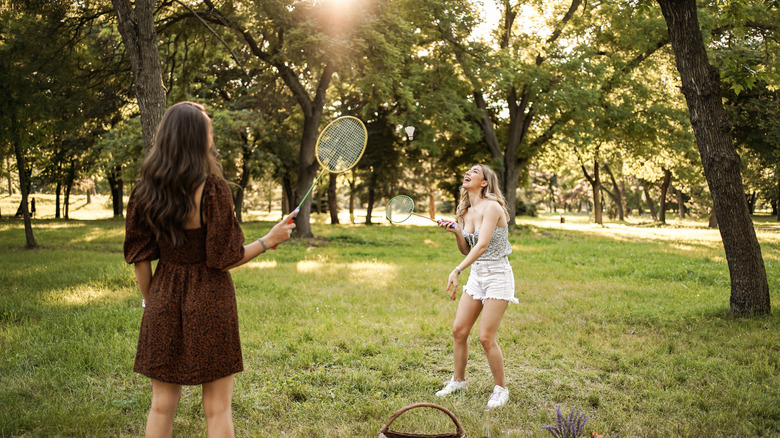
385, 195, 456, 229
273, 116, 367, 248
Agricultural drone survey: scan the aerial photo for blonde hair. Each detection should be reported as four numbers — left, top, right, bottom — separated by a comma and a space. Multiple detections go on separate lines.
454, 164, 509, 224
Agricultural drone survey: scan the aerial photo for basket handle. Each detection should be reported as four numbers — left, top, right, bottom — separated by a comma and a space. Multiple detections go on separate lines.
378, 403, 466, 437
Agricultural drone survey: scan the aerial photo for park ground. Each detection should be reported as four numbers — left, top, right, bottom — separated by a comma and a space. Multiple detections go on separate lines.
1, 193, 779, 437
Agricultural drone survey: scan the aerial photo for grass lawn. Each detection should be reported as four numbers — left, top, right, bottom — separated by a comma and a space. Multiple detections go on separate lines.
1, 198, 779, 437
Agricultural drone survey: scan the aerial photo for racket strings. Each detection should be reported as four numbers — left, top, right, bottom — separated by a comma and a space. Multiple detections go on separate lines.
317, 118, 366, 173
386, 195, 415, 223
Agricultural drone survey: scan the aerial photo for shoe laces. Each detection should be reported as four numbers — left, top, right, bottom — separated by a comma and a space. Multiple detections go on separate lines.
488, 387, 506, 402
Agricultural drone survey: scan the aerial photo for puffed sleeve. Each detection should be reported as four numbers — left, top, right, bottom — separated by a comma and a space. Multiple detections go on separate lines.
203, 175, 245, 270
124, 189, 160, 264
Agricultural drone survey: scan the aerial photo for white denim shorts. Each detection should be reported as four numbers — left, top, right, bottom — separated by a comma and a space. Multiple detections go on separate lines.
463, 257, 519, 304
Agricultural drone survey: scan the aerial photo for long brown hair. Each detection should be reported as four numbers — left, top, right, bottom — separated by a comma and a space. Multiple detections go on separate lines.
454, 164, 509, 224
134, 101, 223, 246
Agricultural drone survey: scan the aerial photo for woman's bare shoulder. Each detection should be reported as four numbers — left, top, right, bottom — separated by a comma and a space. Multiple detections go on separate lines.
485, 199, 504, 214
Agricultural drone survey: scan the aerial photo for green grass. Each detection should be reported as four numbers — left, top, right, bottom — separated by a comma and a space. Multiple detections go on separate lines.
1, 214, 779, 437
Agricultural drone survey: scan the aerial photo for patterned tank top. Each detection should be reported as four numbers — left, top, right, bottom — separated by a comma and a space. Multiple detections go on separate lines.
462, 226, 512, 261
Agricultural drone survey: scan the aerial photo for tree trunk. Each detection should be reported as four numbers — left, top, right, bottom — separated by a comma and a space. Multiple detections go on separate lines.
659, 169, 671, 224
234, 141, 252, 223
593, 169, 602, 225
314, 185, 322, 214
620, 180, 628, 216
776, 174, 779, 222
676, 188, 686, 219
642, 180, 657, 221
11, 112, 36, 248
603, 164, 625, 221
657, 0, 770, 316
234, 186, 244, 223
55, 182, 62, 219
746, 192, 756, 215
581, 159, 602, 225
348, 171, 356, 224
365, 183, 375, 226
593, 167, 601, 225
107, 165, 124, 218
64, 179, 72, 220
111, 0, 167, 153
328, 172, 339, 225
429, 192, 435, 219
281, 173, 293, 218
294, 108, 327, 237
64, 161, 75, 220
6, 156, 13, 195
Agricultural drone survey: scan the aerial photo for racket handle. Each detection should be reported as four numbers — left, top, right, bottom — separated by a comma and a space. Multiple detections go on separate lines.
437, 218, 456, 229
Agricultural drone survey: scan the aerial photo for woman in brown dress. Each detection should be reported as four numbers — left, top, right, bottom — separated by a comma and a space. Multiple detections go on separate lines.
124, 101, 297, 438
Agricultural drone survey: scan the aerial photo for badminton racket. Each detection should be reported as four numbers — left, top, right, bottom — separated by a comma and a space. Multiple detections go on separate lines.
385, 195, 454, 227
274, 116, 367, 248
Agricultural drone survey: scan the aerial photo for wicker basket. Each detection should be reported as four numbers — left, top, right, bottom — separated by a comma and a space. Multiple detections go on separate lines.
377, 403, 467, 438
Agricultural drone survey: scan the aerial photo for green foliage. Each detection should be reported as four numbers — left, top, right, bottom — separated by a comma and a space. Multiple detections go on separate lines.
94, 117, 144, 184
0, 0, 131, 201
3, 0, 779, 228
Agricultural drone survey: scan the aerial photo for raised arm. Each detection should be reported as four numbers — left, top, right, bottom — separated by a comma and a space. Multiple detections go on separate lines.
224, 209, 297, 271
438, 219, 470, 255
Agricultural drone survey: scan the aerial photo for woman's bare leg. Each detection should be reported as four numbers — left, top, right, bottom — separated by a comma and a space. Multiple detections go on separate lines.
146, 379, 182, 438
202, 374, 235, 438
451, 293, 483, 380
479, 299, 509, 387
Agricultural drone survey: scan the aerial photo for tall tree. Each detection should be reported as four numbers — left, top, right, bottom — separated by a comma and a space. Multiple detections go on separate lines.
414, 0, 674, 224
111, 0, 167, 152
198, 0, 375, 237
656, 0, 770, 316
0, 0, 76, 247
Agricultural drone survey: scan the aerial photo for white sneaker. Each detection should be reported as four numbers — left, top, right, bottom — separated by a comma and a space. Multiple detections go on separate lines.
486, 385, 509, 409
435, 378, 467, 397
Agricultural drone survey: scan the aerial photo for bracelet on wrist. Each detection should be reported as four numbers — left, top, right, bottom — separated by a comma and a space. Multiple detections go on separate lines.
454, 266, 463, 275
257, 237, 268, 252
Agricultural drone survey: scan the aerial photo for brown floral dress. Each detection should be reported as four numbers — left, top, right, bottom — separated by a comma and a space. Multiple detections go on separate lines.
124, 175, 246, 385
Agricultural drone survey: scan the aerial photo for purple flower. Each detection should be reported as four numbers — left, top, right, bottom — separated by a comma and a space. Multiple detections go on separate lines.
541, 405, 589, 438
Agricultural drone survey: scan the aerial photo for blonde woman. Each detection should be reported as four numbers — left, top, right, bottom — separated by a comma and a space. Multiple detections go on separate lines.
435, 164, 518, 410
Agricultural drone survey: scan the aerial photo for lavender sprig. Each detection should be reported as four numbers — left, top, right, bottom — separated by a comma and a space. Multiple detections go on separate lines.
541, 405, 590, 438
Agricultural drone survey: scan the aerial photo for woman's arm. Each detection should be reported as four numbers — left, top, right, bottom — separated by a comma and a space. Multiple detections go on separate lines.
224, 209, 298, 270
438, 219, 470, 255
445, 203, 502, 299
453, 221, 470, 255
134, 261, 152, 302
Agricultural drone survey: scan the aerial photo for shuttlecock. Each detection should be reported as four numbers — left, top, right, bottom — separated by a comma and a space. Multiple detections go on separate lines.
404, 125, 415, 140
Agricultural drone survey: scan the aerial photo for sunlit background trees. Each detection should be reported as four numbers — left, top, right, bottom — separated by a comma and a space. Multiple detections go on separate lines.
2, 0, 778, 311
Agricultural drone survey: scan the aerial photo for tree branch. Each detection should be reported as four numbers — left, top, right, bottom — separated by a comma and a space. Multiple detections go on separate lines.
536, 0, 583, 66
199, 0, 314, 117
473, 91, 503, 159
170, 0, 249, 78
